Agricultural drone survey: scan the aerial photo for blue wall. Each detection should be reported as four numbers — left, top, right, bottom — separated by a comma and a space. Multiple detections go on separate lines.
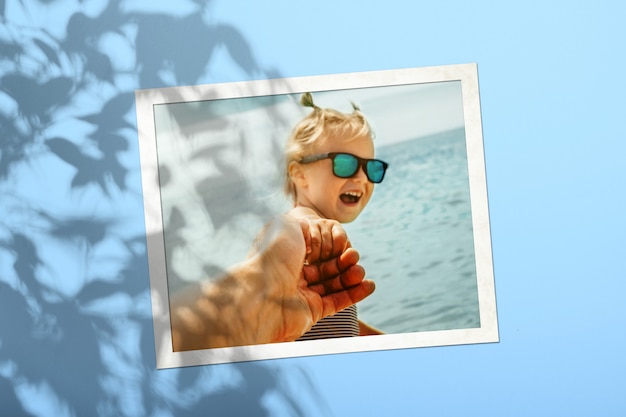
1, 1, 624, 416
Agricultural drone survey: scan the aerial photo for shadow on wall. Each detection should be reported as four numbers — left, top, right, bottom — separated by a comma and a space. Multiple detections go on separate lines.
0, 1, 328, 416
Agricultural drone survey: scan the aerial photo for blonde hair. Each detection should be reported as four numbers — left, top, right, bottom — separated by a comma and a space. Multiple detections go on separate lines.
284, 92, 373, 200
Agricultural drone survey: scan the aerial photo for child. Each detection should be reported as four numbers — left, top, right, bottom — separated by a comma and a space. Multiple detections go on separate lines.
285, 92, 388, 339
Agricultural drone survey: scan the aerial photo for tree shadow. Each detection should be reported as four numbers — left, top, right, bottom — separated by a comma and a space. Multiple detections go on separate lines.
0, 1, 329, 416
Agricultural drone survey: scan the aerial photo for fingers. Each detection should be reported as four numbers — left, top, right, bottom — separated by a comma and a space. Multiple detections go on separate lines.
329, 223, 348, 258
304, 263, 366, 296
303, 246, 365, 294
306, 220, 322, 263
302, 254, 375, 321
305, 219, 348, 264
320, 280, 376, 319
298, 218, 312, 256
303, 247, 360, 285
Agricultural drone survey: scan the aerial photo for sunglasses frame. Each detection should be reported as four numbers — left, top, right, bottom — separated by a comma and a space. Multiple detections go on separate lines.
299, 152, 389, 183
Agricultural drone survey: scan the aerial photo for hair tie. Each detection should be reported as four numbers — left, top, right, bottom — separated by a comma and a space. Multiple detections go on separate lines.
350, 101, 361, 112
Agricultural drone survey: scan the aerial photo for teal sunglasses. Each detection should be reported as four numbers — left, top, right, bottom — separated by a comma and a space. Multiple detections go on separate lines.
299, 152, 389, 183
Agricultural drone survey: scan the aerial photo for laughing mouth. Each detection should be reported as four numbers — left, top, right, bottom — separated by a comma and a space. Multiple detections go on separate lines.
340, 191, 362, 204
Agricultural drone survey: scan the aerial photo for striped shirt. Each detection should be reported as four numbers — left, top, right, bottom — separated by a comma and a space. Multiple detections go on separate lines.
297, 305, 359, 340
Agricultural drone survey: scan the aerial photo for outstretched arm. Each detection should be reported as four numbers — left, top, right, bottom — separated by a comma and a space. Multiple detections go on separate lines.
170, 215, 375, 351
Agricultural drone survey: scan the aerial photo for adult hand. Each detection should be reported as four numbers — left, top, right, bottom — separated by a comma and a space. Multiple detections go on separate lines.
252, 215, 374, 342
171, 215, 374, 351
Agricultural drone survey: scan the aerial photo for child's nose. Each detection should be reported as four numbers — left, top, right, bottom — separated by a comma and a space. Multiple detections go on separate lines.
353, 164, 369, 182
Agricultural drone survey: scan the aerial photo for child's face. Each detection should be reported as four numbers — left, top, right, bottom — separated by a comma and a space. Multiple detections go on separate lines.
294, 134, 376, 223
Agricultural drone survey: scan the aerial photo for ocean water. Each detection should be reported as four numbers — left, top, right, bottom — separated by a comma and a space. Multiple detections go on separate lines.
345, 128, 480, 334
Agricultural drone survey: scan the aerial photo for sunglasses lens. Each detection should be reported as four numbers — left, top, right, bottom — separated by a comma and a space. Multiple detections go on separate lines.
366, 160, 386, 183
367, 160, 385, 183
333, 154, 359, 178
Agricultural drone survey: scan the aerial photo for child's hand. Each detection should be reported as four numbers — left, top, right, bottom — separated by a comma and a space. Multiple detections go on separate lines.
299, 217, 349, 264
288, 207, 350, 264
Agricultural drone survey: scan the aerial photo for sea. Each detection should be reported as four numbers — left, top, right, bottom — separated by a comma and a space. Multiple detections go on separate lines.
344, 127, 481, 334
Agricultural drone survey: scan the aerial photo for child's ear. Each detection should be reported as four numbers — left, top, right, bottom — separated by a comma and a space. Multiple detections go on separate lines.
288, 161, 308, 189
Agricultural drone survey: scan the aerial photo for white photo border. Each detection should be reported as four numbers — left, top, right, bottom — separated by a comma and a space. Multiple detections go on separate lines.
135, 63, 498, 369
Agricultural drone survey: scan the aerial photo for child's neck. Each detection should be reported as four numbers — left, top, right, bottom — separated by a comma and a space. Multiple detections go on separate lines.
292, 204, 324, 220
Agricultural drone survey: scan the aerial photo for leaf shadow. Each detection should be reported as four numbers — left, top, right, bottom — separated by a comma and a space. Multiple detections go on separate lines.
0, 3, 332, 417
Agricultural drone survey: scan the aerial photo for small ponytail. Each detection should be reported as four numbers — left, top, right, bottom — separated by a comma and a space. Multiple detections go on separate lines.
300, 92, 319, 111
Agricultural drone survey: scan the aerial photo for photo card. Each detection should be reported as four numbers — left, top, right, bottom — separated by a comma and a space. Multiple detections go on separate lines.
135, 63, 498, 368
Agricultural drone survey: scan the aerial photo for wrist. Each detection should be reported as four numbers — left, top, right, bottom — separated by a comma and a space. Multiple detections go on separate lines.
221, 257, 281, 346
170, 257, 276, 351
